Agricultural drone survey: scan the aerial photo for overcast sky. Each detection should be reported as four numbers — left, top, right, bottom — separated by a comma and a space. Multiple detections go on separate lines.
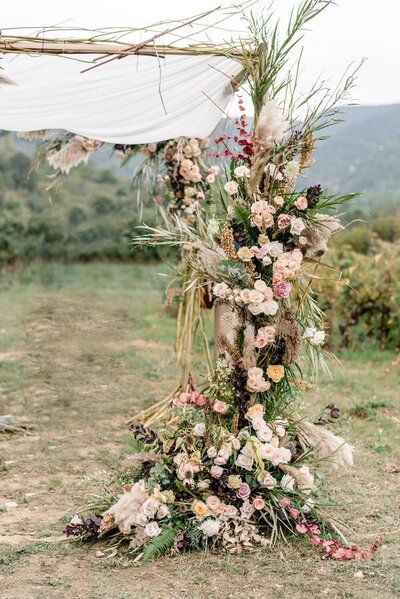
2, 0, 399, 106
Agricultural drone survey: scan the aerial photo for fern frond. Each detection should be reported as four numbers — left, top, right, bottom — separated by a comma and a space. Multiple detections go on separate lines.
141, 527, 179, 561
122, 435, 151, 455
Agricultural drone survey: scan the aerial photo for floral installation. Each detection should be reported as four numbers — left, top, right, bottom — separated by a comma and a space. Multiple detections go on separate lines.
114, 137, 215, 225
64, 2, 380, 562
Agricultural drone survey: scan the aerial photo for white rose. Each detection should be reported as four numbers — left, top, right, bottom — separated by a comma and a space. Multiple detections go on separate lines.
193, 422, 206, 437
235, 451, 253, 471
271, 447, 292, 466
248, 289, 264, 304
262, 255, 272, 266
266, 241, 284, 258
251, 415, 266, 431
253, 280, 268, 293
290, 217, 306, 236
144, 521, 161, 537
212, 282, 229, 299
224, 181, 239, 196
247, 302, 266, 316
257, 471, 277, 489
142, 498, 160, 518
210, 465, 224, 478
257, 425, 273, 443
234, 165, 250, 178
207, 446, 218, 458
240, 500, 255, 519
156, 504, 171, 519
262, 300, 279, 316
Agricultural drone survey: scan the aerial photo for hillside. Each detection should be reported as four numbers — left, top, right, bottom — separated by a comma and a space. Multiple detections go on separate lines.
0, 104, 399, 263
306, 104, 400, 212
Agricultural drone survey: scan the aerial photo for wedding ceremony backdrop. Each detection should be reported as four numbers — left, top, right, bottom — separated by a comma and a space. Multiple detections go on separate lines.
0, 0, 383, 565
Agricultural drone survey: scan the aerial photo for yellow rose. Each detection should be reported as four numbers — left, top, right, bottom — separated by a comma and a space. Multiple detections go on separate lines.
227, 475, 242, 490
191, 500, 210, 518
267, 365, 285, 383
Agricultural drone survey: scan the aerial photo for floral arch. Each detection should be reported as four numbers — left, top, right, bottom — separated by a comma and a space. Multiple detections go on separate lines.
0, 1, 379, 562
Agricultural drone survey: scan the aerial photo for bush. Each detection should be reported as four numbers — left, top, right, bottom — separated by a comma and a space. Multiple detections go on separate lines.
316, 240, 400, 350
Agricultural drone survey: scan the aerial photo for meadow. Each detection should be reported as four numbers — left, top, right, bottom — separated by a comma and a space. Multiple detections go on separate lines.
0, 263, 399, 599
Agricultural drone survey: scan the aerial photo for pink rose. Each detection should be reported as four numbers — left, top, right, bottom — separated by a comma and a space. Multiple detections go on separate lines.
280, 498, 291, 508
195, 394, 207, 407
210, 465, 223, 478
237, 482, 251, 500
196, 192, 205, 201
273, 281, 292, 299
213, 400, 229, 414
206, 173, 215, 184
254, 326, 276, 348
277, 214, 292, 229
206, 495, 221, 512
294, 195, 308, 210
252, 496, 266, 510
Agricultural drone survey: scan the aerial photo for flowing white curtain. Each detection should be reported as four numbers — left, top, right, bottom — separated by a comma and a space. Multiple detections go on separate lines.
0, 53, 242, 143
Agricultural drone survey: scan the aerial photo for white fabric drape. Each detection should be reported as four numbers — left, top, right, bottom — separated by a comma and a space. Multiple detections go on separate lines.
0, 53, 242, 143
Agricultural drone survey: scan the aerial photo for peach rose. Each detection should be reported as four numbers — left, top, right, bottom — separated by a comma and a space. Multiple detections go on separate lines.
246, 403, 264, 419
252, 496, 266, 510
295, 195, 308, 210
267, 365, 285, 383
192, 500, 210, 518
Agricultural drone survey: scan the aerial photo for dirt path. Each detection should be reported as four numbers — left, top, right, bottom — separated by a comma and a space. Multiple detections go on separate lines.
0, 265, 399, 599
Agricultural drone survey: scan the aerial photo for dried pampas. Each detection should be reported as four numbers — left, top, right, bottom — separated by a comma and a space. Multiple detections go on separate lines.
104, 480, 149, 534
249, 100, 288, 192
297, 421, 354, 468
17, 130, 51, 141
280, 464, 314, 494
302, 214, 344, 258
47, 136, 101, 174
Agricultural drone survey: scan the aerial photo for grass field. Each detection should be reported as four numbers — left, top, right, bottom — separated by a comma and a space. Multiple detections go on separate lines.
0, 263, 399, 599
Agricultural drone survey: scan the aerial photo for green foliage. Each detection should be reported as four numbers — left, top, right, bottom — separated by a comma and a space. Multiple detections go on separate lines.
348, 398, 393, 420
0, 134, 171, 264
122, 435, 151, 455
147, 463, 171, 492
140, 526, 179, 561
317, 239, 400, 350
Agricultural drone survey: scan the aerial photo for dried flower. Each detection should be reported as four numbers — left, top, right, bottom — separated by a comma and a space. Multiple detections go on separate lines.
199, 518, 221, 537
